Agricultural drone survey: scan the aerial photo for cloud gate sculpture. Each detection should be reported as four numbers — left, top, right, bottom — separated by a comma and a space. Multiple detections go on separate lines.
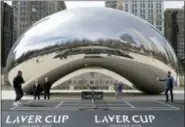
6, 8, 178, 94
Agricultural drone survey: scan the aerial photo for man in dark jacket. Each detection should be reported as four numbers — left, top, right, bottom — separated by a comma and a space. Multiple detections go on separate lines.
43, 77, 51, 100
156, 71, 177, 103
33, 79, 41, 100
13, 71, 25, 106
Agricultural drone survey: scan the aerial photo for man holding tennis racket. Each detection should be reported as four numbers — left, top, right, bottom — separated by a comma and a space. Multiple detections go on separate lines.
13, 70, 25, 106
156, 71, 177, 103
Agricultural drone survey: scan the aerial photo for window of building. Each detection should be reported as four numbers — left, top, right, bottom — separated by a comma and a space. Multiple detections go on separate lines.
158, 27, 161, 31
135, 9, 137, 13
156, 3, 158, 8
143, 15, 145, 19
143, 3, 145, 8
140, 3, 142, 7
135, 3, 137, 8
159, 9, 161, 13
79, 80, 84, 85
125, 9, 128, 12
90, 80, 94, 84
159, 4, 161, 8
125, 3, 128, 8
157, 14, 161, 19
151, 9, 153, 13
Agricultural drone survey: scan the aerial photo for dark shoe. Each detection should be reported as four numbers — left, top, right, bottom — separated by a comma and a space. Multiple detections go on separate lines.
165, 100, 169, 103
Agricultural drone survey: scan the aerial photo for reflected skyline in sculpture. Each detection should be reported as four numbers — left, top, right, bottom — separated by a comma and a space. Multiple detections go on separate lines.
6, 8, 178, 94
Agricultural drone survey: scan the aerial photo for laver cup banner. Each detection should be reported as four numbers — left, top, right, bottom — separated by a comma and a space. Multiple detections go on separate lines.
2, 111, 184, 127
82, 91, 104, 100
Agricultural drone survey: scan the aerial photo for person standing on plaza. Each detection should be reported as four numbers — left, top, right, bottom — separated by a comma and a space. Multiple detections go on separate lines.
43, 77, 52, 100
117, 81, 123, 100
156, 71, 177, 103
13, 70, 25, 106
33, 79, 41, 100
114, 80, 123, 100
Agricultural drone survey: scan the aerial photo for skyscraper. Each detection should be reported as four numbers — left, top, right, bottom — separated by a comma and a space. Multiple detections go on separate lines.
164, 8, 184, 74
1, 1, 13, 67
105, 0, 164, 34
12, 1, 66, 44
105, 0, 124, 10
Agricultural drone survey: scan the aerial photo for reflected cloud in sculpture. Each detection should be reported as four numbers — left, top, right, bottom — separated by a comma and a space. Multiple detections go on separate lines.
6, 8, 178, 94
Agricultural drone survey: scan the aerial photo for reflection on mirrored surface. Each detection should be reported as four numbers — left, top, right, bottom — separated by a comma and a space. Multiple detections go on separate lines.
6, 8, 178, 94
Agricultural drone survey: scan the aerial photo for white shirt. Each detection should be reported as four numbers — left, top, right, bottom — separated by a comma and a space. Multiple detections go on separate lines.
35, 83, 38, 87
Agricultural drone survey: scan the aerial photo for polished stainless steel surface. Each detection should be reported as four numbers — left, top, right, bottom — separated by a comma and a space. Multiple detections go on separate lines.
6, 8, 178, 94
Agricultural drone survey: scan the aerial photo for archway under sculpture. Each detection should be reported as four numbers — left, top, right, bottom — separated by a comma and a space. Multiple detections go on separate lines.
51, 67, 135, 90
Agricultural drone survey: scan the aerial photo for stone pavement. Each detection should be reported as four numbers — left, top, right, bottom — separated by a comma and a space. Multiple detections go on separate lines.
1, 89, 184, 100
1, 99, 184, 127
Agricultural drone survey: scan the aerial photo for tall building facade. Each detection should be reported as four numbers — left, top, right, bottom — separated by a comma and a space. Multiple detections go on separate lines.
105, 0, 164, 34
105, 0, 124, 10
1, 1, 13, 67
164, 8, 184, 74
12, 1, 66, 44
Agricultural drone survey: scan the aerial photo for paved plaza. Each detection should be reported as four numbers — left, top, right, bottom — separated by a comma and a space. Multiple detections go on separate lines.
4, 99, 182, 111
1, 96, 184, 127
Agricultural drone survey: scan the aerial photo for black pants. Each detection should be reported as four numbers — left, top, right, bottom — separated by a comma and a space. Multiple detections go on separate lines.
14, 88, 24, 102
34, 92, 40, 100
44, 91, 50, 100
165, 87, 173, 102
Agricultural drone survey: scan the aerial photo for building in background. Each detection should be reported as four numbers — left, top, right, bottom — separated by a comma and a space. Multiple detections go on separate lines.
105, 0, 164, 34
12, 1, 66, 44
105, 0, 124, 10
1, 1, 13, 67
164, 8, 184, 74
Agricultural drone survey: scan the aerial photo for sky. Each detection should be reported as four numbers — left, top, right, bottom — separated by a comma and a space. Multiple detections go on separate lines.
4, 1, 184, 10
